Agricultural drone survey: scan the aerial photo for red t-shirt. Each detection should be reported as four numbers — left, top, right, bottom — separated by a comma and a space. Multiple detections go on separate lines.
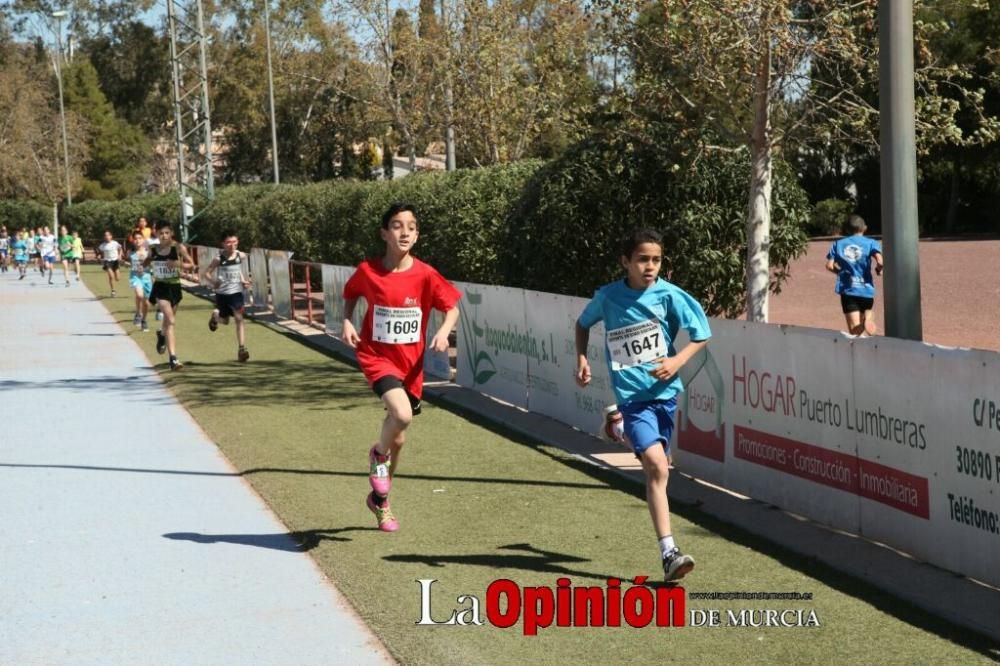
343, 257, 461, 398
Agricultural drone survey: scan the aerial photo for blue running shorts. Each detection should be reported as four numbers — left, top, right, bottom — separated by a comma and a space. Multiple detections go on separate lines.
619, 397, 678, 457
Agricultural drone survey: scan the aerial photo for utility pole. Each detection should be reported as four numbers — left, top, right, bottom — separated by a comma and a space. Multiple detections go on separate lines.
263, 0, 280, 183
440, 0, 455, 171
51, 10, 72, 207
879, 0, 923, 340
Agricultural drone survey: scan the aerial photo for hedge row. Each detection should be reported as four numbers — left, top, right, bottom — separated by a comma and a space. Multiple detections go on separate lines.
502, 128, 810, 317
0, 200, 54, 232
49, 147, 810, 315
61, 162, 545, 285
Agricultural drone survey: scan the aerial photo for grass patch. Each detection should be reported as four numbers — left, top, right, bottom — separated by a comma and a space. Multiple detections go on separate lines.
81, 265, 998, 664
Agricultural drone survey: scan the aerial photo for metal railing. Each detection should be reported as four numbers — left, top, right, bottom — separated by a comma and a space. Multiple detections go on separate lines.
288, 259, 325, 331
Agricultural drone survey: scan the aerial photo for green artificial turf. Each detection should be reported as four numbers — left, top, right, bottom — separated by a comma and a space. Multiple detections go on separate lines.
82, 266, 999, 665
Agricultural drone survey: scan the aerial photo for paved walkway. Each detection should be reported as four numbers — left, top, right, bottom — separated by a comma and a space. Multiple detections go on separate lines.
0, 271, 391, 664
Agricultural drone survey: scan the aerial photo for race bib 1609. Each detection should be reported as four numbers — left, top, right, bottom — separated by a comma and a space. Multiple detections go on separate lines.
372, 305, 422, 344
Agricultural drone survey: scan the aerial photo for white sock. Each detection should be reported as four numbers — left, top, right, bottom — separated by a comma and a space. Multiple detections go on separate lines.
658, 535, 676, 559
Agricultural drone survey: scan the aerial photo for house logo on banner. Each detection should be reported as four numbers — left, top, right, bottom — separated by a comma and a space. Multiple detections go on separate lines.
677, 348, 726, 462
458, 288, 560, 388
458, 290, 498, 386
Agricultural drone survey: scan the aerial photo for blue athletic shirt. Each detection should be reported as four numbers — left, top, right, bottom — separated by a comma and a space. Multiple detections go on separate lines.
827, 235, 882, 298
578, 277, 712, 406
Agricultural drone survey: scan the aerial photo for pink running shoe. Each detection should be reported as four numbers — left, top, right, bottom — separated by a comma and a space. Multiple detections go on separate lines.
368, 445, 392, 495
366, 492, 399, 532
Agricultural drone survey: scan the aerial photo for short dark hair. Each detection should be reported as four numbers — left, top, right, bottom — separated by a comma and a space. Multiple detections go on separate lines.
622, 228, 663, 258
381, 202, 418, 229
156, 221, 173, 231
220, 229, 237, 242
845, 214, 866, 235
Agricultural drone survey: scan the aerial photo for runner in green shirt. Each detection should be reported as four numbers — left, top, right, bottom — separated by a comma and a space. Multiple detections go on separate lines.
58, 226, 74, 286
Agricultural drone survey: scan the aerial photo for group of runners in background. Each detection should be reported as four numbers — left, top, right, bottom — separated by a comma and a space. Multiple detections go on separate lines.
0, 224, 84, 283
1, 216, 252, 372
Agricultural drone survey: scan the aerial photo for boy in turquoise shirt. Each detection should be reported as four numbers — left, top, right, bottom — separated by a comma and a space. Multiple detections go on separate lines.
575, 228, 711, 581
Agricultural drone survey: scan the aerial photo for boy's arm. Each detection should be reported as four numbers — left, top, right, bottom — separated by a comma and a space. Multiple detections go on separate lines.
429, 306, 459, 353
177, 243, 195, 270
873, 251, 884, 275
202, 257, 219, 284
240, 252, 252, 286
575, 321, 592, 387
649, 339, 708, 381
342, 297, 360, 347
826, 242, 839, 273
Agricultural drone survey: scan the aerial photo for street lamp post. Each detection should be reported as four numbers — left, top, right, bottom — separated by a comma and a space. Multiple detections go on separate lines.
879, 0, 923, 340
263, 0, 279, 184
51, 10, 72, 207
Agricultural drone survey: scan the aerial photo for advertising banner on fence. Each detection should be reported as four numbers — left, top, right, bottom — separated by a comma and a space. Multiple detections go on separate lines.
853, 340, 1000, 586
717, 322, 864, 532
453, 281, 529, 409
673, 333, 727, 486
268, 251, 293, 319
249, 248, 268, 308
523, 289, 613, 434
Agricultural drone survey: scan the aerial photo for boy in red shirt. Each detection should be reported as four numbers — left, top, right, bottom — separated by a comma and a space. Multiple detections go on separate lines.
343, 203, 461, 532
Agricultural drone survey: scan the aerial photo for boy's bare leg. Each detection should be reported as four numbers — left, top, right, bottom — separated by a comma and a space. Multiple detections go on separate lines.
159, 301, 178, 355
844, 312, 863, 336
862, 309, 877, 336
378, 388, 413, 478
640, 443, 673, 539
233, 312, 246, 347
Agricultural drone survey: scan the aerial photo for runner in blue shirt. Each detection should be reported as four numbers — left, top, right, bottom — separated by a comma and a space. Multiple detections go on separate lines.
12, 232, 29, 280
826, 214, 884, 336
0, 226, 9, 273
575, 228, 711, 581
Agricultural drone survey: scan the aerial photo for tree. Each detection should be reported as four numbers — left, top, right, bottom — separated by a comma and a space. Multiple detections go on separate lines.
63, 58, 149, 200
209, 0, 378, 183
598, 0, 999, 320
0, 42, 88, 202
452, 0, 597, 165
83, 21, 171, 135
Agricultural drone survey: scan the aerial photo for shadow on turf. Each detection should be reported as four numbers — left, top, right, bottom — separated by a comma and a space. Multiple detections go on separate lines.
0, 461, 608, 491
432, 400, 1000, 659
164, 528, 377, 551
384, 543, 614, 581
132, 358, 376, 409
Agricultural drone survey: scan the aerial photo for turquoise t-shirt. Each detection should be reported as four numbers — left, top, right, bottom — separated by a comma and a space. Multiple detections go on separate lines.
578, 277, 712, 406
